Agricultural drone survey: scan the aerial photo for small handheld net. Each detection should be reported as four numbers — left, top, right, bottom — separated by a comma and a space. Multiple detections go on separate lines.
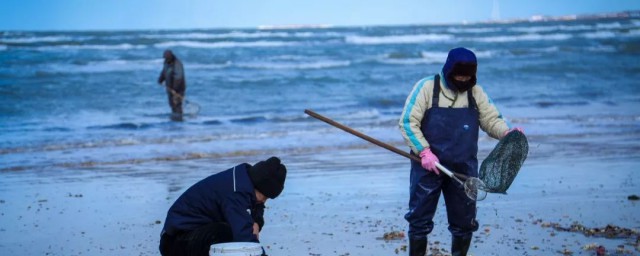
479, 131, 529, 194
182, 99, 201, 117
163, 84, 201, 118
437, 162, 487, 201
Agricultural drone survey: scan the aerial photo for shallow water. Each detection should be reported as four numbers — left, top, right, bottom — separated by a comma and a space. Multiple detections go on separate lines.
2, 17, 640, 171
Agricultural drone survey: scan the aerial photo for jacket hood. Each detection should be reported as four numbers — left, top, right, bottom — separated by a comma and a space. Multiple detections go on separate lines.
441, 47, 478, 92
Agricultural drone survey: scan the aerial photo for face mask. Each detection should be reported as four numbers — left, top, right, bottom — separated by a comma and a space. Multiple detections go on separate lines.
449, 76, 476, 92
447, 62, 477, 92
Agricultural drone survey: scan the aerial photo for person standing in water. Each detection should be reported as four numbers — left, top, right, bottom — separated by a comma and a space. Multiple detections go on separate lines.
399, 47, 523, 256
158, 49, 186, 121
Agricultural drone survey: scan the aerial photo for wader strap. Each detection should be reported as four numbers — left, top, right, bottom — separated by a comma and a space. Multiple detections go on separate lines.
432, 74, 441, 108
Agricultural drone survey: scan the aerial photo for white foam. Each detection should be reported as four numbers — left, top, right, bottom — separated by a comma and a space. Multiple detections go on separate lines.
585, 45, 617, 53
45, 59, 162, 73
188, 61, 232, 70
154, 40, 297, 49
471, 33, 572, 43
595, 22, 622, 29
581, 31, 617, 39
342, 109, 380, 119
235, 60, 350, 70
0, 35, 78, 44
447, 27, 502, 33
345, 34, 453, 45
509, 24, 592, 33
36, 43, 146, 51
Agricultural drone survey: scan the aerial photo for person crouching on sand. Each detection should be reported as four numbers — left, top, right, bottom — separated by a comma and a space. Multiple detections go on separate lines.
399, 47, 523, 256
159, 157, 287, 256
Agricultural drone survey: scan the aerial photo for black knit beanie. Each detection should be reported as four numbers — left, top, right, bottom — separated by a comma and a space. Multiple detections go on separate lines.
248, 157, 287, 199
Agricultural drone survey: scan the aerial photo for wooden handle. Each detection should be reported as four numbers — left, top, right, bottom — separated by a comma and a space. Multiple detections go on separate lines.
305, 109, 469, 180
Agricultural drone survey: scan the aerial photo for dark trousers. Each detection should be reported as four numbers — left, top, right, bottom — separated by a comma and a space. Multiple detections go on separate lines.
166, 90, 183, 115
160, 222, 233, 256
405, 159, 478, 240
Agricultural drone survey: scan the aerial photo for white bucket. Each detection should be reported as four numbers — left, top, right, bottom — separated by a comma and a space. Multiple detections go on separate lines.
209, 242, 263, 256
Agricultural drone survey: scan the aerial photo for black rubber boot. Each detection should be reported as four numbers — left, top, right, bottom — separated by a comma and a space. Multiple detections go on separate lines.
409, 239, 427, 256
451, 236, 472, 256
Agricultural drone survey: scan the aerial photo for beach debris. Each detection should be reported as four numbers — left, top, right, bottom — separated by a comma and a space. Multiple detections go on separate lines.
628, 194, 640, 201
67, 193, 83, 198
538, 221, 640, 240
394, 245, 407, 254
380, 230, 405, 241
558, 248, 573, 255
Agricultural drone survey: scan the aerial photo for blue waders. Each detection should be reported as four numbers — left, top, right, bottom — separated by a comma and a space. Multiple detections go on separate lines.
405, 75, 479, 256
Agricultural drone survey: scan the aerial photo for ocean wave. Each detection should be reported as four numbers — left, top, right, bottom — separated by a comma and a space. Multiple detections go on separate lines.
88, 122, 156, 130
470, 33, 572, 43
595, 22, 622, 29
141, 31, 342, 40
35, 43, 146, 51
378, 51, 446, 65
581, 31, 617, 39
584, 45, 617, 52
0, 45, 6, 51
341, 109, 381, 119
154, 40, 298, 49
235, 60, 350, 70
0, 35, 79, 44
44, 59, 162, 73
509, 24, 593, 33
142, 31, 289, 39
533, 101, 589, 108
626, 29, 640, 37
345, 34, 453, 45
446, 27, 502, 33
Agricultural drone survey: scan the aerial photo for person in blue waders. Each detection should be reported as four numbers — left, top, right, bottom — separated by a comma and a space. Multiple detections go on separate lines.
399, 47, 523, 256
159, 157, 286, 256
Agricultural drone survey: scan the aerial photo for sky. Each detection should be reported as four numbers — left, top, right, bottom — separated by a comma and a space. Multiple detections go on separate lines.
1, 0, 639, 31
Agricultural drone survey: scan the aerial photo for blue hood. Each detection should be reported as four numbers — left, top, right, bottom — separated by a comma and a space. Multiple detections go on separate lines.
442, 47, 477, 76
441, 47, 478, 92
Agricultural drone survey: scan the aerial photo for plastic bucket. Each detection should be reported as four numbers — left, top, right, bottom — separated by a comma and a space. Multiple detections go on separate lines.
209, 242, 262, 256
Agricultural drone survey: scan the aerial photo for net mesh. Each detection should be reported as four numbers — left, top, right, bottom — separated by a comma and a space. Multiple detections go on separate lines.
464, 177, 488, 201
479, 131, 529, 194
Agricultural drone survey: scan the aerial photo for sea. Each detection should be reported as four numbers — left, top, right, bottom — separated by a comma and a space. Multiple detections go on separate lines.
1, 17, 640, 172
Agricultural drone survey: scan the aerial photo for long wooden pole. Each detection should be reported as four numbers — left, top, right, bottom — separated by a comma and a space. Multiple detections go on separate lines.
304, 109, 469, 180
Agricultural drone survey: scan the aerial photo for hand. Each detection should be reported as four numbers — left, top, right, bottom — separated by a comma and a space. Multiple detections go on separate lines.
419, 148, 440, 175
503, 127, 524, 138
253, 222, 260, 240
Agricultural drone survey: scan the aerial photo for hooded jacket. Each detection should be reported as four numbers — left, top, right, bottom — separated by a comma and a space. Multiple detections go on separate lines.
158, 57, 186, 93
399, 52, 510, 154
162, 163, 264, 242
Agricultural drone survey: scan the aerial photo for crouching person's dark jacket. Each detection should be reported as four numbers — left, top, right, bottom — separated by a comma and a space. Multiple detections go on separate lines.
162, 163, 264, 242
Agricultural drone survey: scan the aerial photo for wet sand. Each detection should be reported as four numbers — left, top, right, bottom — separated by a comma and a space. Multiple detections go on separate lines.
1, 141, 639, 255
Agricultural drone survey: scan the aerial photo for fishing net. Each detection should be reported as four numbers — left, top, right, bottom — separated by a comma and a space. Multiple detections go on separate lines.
183, 99, 201, 117
463, 177, 488, 201
479, 131, 529, 194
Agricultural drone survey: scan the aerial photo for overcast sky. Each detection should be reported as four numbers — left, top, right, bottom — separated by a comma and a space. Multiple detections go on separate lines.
1, 0, 639, 31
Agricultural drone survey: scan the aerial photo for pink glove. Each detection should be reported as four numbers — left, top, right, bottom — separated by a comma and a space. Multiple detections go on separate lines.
419, 148, 440, 175
503, 127, 524, 138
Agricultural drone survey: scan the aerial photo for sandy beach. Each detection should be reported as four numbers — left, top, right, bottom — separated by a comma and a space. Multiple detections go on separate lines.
1, 132, 639, 256
2, 16, 640, 256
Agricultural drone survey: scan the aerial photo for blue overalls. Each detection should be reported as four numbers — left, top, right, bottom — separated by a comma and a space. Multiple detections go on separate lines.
405, 75, 480, 240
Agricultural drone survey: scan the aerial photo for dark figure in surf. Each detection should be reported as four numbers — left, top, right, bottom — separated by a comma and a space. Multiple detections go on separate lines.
158, 49, 186, 121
